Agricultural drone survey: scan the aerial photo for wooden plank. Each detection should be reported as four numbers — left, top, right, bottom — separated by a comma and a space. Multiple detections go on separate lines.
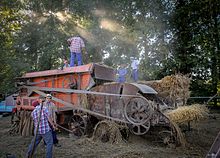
206, 131, 220, 158
25, 86, 139, 97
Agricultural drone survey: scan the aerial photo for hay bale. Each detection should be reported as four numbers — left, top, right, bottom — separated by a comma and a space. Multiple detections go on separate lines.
165, 104, 209, 124
139, 74, 191, 107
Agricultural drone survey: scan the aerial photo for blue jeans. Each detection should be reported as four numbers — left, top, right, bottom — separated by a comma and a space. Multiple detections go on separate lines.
52, 130, 58, 144
26, 131, 53, 158
44, 129, 58, 145
70, 52, 82, 67
132, 69, 138, 82
117, 76, 126, 83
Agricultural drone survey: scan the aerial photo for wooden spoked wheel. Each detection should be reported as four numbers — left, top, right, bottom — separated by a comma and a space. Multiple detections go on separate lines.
158, 129, 177, 145
68, 114, 87, 137
92, 120, 122, 144
157, 114, 180, 146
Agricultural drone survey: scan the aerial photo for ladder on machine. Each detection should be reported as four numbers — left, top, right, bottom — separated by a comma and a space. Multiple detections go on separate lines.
206, 131, 220, 158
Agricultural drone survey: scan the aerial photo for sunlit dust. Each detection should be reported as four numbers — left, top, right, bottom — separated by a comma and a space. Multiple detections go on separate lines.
92, 9, 106, 17
100, 18, 123, 33
117, 35, 134, 45
55, 11, 71, 23
75, 26, 96, 45
99, 18, 134, 44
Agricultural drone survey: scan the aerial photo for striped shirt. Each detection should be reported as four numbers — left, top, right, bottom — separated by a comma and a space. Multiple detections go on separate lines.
67, 36, 85, 53
31, 104, 51, 134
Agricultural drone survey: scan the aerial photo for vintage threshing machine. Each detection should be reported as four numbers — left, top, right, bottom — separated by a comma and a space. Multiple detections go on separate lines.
13, 63, 178, 144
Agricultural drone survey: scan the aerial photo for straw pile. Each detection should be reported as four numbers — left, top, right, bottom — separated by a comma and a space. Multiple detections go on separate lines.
165, 104, 209, 124
92, 120, 125, 144
139, 74, 191, 107
9, 110, 34, 136
9, 115, 20, 135
170, 121, 187, 147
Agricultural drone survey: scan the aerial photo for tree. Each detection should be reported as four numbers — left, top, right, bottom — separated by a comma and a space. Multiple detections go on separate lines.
169, 0, 220, 100
0, 0, 24, 95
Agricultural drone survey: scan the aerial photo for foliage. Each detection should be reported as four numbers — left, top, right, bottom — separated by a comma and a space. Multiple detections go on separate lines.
169, 0, 220, 97
0, 0, 24, 95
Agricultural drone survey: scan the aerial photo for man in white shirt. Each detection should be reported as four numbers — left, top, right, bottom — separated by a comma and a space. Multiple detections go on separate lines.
130, 57, 140, 82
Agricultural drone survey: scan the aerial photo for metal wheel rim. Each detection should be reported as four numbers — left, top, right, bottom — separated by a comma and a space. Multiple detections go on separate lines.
124, 97, 153, 125
129, 121, 151, 135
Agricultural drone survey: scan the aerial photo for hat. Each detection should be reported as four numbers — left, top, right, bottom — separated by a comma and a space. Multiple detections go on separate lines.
46, 94, 52, 98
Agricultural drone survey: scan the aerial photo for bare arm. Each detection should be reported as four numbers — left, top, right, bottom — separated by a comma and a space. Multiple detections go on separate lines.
80, 38, 87, 53
48, 115, 56, 130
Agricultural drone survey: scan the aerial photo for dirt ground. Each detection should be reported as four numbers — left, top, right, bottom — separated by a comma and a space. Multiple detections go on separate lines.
0, 110, 220, 158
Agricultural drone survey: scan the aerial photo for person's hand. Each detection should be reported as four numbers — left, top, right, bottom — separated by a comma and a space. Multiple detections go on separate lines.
52, 124, 56, 130
52, 123, 58, 130
67, 41, 71, 46
55, 124, 59, 130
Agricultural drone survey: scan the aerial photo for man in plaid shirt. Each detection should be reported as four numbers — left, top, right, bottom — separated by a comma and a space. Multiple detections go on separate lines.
67, 35, 87, 67
26, 96, 56, 158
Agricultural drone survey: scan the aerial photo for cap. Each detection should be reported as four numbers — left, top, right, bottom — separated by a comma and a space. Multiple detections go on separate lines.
46, 94, 52, 98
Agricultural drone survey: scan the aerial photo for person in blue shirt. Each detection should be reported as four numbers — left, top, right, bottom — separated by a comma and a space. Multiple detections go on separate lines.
63, 59, 70, 69
117, 64, 128, 83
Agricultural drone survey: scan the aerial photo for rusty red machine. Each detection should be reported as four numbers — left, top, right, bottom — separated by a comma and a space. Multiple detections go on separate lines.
14, 63, 177, 143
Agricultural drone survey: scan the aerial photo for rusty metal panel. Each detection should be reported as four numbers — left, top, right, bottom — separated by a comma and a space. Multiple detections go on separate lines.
130, 83, 158, 94
102, 83, 124, 119
93, 64, 115, 81
122, 83, 139, 95
19, 63, 93, 78
88, 85, 106, 115
89, 83, 125, 119
26, 73, 93, 91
